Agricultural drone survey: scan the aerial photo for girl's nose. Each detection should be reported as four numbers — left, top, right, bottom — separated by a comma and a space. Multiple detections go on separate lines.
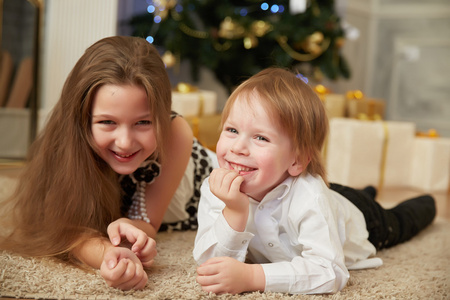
115, 127, 134, 150
230, 137, 249, 155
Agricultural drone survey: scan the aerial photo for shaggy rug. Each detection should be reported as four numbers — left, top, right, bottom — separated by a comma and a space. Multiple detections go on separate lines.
0, 176, 449, 300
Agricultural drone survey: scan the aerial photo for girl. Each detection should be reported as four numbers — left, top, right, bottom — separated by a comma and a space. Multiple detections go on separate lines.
0, 36, 215, 290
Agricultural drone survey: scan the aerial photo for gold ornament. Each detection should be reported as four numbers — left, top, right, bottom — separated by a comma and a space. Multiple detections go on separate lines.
250, 20, 272, 37
244, 36, 258, 49
218, 18, 272, 49
153, 0, 177, 20
335, 37, 345, 48
175, 82, 198, 93
162, 51, 176, 68
276, 34, 330, 62
301, 32, 324, 55
218, 17, 246, 39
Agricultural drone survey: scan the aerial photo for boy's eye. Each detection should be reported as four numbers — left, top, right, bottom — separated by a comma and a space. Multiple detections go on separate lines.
255, 135, 269, 142
226, 127, 238, 134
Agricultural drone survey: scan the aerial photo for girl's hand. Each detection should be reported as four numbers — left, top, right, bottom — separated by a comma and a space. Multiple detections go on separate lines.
100, 246, 148, 290
196, 256, 265, 295
107, 219, 157, 268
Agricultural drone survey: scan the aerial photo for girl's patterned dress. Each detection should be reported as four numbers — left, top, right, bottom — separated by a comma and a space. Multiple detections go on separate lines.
119, 112, 214, 231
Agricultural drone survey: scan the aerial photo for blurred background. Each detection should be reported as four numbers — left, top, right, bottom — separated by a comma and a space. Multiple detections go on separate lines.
1, 0, 449, 160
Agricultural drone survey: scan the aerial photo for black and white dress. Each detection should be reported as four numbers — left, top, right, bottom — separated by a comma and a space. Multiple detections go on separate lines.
120, 112, 217, 232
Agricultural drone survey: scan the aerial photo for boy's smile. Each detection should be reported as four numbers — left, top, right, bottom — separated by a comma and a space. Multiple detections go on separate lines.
216, 93, 303, 201
229, 162, 256, 175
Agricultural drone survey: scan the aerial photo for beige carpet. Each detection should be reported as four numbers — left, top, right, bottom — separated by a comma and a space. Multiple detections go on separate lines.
0, 176, 449, 300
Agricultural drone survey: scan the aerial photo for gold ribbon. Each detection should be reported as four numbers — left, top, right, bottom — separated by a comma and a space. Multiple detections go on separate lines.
174, 82, 198, 93
314, 84, 330, 102
416, 129, 439, 138
346, 90, 364, 100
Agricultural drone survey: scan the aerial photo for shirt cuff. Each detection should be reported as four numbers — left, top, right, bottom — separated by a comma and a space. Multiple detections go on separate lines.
215, 212, 254, 252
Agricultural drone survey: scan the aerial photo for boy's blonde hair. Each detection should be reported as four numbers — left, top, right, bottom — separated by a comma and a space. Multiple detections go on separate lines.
221, 68, 329, 183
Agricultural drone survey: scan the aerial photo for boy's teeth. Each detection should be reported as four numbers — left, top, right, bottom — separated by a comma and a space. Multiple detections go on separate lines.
232, 164, 252, 172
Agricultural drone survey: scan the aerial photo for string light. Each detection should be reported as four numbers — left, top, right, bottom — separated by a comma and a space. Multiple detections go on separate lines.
271, 4, 279, 13
175, 4, 183, 12
146, 36, 154, 43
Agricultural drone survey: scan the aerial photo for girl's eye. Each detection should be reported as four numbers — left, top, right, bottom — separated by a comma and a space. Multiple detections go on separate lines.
99, 120, 115, 125
137, 120, 152, 125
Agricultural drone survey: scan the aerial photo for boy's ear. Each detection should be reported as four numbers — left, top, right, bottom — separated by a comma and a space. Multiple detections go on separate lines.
288, 156, 310, 177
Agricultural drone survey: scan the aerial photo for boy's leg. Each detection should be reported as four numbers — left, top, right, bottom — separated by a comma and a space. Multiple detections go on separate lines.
329, 183, 436, 249
390, 195, 436, 244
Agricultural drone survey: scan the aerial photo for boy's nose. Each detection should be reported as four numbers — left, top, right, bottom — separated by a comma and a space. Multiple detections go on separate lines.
230, 138, 249, 155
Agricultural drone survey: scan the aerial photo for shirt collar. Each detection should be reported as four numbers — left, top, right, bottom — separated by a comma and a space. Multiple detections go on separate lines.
258, 176, 295, 203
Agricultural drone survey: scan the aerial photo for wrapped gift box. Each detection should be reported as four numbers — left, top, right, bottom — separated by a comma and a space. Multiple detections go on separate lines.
346, 90, 385, 119
185, 114, 222, 151
326, 118, 416, 189
314, 85, 346, 119
171, 84, 217, 117
408, 136, 450, 192
323, 93, 346, 119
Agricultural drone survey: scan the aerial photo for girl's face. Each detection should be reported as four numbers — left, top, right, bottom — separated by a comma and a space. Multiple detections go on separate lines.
91, 84, 157, 175
216, 94, 303, 201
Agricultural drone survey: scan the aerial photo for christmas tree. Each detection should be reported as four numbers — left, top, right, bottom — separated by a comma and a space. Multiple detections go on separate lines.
130, 0, 349, 93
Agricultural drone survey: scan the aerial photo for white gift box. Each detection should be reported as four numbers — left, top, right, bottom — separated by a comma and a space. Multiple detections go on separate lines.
171, 89, 217, 117
408, 137, 450, 192
323, 93, 346, 119
326, 118, 416, 189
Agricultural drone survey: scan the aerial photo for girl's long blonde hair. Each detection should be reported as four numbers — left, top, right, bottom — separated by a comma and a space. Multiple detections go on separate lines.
0, 36, 172, 265
221, 68, 329, 183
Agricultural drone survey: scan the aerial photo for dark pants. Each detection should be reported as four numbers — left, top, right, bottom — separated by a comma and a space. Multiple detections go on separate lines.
329, 183, 436, 250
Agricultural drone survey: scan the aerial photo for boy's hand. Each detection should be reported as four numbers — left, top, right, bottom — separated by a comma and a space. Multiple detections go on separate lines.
107, 219, 157, 268
208, 168, 249, 231
100, 246, 148, 290
196, 256, 265, 295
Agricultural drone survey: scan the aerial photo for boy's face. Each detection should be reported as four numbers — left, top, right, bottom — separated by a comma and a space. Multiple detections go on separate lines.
216, 94, 303, 201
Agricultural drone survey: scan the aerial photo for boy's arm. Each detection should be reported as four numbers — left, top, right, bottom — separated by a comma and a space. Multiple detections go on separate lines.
193, 179, 253, 264
196, 257, 265, 294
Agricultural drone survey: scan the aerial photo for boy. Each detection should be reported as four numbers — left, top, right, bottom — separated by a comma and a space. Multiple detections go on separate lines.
193, 68, 435, 295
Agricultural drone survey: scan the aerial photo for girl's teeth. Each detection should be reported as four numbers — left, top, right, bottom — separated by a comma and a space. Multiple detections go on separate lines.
116, 152, 133, 158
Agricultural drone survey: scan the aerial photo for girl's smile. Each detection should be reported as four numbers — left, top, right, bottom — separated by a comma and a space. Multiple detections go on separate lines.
91, 84, 157, 175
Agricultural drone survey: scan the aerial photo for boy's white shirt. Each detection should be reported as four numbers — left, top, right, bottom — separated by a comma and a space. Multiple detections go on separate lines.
193, 173, 382, 294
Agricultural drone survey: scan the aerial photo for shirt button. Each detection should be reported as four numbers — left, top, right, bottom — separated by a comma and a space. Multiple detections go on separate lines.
242, 240, 247, 244
258, 205, 264, 210
268, 242, 274, 247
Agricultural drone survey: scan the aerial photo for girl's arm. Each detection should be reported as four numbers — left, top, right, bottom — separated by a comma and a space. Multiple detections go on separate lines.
131, 116, 193, 238
72, 236, 148, 290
